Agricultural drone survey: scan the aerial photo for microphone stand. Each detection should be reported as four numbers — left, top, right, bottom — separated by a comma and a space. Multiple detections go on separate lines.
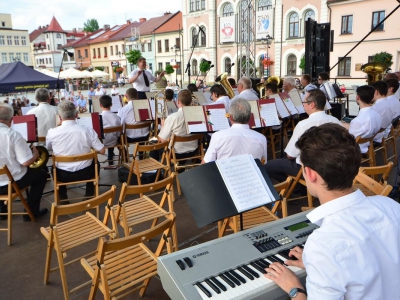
56, 51, 66, 101
185, 26, 202, 85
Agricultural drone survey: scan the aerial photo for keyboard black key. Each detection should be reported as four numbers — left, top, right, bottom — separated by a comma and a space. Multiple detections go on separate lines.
237, 267, 254, 280
250, 262, 266, 274
220, 273, 235, 288
277, 250, 291, 261
266, 255, 279, 263
230, 270, 246, 284
256, 259, 269, 269
273, 255, 288, 266
205, 279, 220, 294
224, 271, 241, 286
243, 265, 259, 278
260, 259, 270, 268
196, 282, 212, 298
210, 277, 227, 292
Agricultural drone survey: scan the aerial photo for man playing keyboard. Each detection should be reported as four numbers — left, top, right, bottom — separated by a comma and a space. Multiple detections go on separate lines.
264, 124, 400, 299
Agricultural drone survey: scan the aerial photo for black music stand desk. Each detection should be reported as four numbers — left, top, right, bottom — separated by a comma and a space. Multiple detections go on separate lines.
178, 159, 279, 228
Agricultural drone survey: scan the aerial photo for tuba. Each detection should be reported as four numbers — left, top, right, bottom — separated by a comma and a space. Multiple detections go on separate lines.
256, 76, 281, 99
215, 72, 235, 99
29, 145, 49, 169
361, 62, 388, 85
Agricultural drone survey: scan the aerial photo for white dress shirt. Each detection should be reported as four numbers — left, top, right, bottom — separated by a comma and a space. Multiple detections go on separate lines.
204, 123, 267, 163
26, 102, 58, 137
117, 101, 149, 139
94, 89, 104, 96
209, 95, 231, 112
372, 97, 392, 142
110, 88, 119, 95
231, 89, 259, 101
349, 106, 382, 153
304, 189, 400, 299
304, 83, 318, 92
395, 83, 400, 100
285, 111, 341, 164
0, 123, 32, 186
46, 120, 104, 172
101, 110, 121, 147
386, 94, 400, 119
129, 68, 155, 92
158, 108, 198, 154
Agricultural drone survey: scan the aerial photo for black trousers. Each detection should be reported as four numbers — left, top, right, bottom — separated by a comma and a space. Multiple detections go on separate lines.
264, 158, 301, 183
0, 168, 47, 215
137, 91, 148, 100
56, 160, 99, 197
88, 99, 93, 113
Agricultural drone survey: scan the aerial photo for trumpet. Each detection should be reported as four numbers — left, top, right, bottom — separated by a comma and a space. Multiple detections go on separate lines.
29, 145, 49, 169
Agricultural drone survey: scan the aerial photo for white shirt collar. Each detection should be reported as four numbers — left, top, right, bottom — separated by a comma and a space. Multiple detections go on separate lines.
308, 111, 327, 118
231, 123, 249, 129
307, 189, 365, 226
61, 120, 77, 126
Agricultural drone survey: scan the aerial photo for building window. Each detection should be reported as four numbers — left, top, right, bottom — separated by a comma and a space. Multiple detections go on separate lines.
149, 63, 153, 71
200, 26, 206, 46
97, 48, 100, 57
2, 53, 7, 63
158, 62, 163, 70
258, 0, 272, 11
372, 11, 385, 31
201, 0, 205, 9
93, 49, 96, 58
224, 57, 232, 75
338, 57, 351, 76
287, 54, 297, 75
0, 36, 4, 45
177, 62, 181, 74
56, 33, 61, 38
304, 10, 315, 21
7, 36, 12, 45
368, 56, 374, 63
141, 43, 145, 52
148, 41, 152, 51
223, 3, 234, 16
46, 34, 49, 38
192, 59, 198, 75
46, 58, 48, 64
175, 38, 181, 49
16, 53, 21, 61
1, 22, 4, 27
158, 40, 162, 53
190, 0, 195, 11
21, 36, 26, 45
78, 50, 81, 58
104, 47, 107, 57
47, 45, 50, 50
121, 44, 125, 54
289, 13, 299, 38
165, 40, 169, 52
128, 45, 132, 51
341, 15, 353, 34
23, 53, 28, 62
191, 28, 198, 47
14, 36, 19, 45
191, 0, 205, 11
49, 57, 52, 64
9, 53, 14, 61
84, 49, 88, 57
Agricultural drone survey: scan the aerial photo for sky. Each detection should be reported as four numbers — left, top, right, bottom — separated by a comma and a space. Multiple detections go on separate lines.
2, 0, 182, 32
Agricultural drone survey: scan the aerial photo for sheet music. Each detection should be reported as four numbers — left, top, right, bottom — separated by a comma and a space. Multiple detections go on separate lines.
183, 106, 205, 122
260, 103, 280, 126
255, 118, 261, 128
11, 123, 28, 141
21, 106, 34, 115
280, 94, 298, 115
288, 90, 305, 113
216, 154, 275, 213
271, 94, 290, 118
166, 101, 178, 115
209, 108, 230, 131
188, 123, 207, 133
149, 99, 156, 119
111, 96, 122, 113
133, 100, 152, 121
248, 100, 261, 124
77, 116, 92, 129
325, 100, 332, 110
323, 82, 337, 100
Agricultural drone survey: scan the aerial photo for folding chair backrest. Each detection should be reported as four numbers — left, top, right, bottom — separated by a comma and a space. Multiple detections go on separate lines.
49, 186, 116, 225
359, 162, 393, 184
134, 140, 169, 154
354, 172, 393, 196
53, 150, 97, 164
171, 133, 204, 144
103, 125, 123, 135
0, 165, 13, 181
125, 121, 152, 131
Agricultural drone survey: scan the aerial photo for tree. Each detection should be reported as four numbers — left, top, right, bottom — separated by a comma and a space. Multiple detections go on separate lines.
299, 56, 306, 73
125, 50, 142, 66
372, 51, 393, 72
165, 64, 175, 82
83, 19, 99, 32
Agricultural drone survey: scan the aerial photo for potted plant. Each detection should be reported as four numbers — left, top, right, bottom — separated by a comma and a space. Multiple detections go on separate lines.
199, 60, 210, 75
165, 64, 175, 82
155, 69, 167, 88
125, 49, 142, 67
372, 51, 393, 72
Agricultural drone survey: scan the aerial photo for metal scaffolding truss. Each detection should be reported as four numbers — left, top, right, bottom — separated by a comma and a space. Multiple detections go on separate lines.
238, 0, 256, 78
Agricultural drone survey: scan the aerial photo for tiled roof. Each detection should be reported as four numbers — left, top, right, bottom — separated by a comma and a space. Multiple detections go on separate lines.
45, 16, 66, 34
70, 29, 102, 47
108, 21, 142, 42
136, 12, 180, 36
29, 25, 48, 42
87, 24, 130, 45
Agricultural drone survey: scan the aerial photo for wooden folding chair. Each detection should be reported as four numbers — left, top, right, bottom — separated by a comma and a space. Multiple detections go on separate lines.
0, 166, 35, 245
356, 135, 376, 167
100, 125, 126, 167
217, 178, 291, 237
112, 174, 178, 250
124, 122, 152, 159
52, 150, 99, 206
124, 141, 171, 194
354, 162, 394, 196
353, 171, 393, 196
264, 127, 282, 160
81, 214, 176, 300
373, 128, 387, 165
384, 120, 398, 165
170, 133, 205, 195
40, 187, 116, 300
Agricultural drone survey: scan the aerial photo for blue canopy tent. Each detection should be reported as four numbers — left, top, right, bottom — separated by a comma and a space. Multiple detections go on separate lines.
0, 62, 64, 94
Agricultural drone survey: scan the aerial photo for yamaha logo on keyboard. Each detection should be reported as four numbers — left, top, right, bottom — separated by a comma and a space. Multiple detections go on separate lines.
192, 251, 209, 258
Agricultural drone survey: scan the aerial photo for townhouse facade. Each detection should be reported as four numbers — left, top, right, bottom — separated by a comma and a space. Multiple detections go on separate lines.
0, 14, 32, 67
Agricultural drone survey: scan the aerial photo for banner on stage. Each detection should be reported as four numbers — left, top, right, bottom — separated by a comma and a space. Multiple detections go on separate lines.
220, 16, 235, 43
256, 10, 274, 40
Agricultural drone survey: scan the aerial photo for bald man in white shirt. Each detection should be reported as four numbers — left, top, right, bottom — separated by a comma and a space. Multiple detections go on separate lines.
230, 76, 259, 101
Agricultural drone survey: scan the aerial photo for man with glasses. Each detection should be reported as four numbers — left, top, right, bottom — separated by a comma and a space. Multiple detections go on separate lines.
209, 84, 230, 112
265, 89, 341, 186
231, 76, 259, 101
282, 77, 298, 93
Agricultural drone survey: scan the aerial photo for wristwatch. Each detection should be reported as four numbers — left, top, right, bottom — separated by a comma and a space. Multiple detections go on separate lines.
288, 287, 307, 298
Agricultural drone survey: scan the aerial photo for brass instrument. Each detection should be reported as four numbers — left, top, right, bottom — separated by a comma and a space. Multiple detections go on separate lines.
29, 145, 49, 169
155, 90, 167, 118
256, 76, 281, 99
191, 94, 200, 106
215, 72, 235, 99
361, 62, 388, 85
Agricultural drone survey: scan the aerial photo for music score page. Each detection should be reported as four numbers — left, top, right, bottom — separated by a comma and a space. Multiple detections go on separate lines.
77, 117, 92, 129
209, 108, 230, 131
111, 96, 122, 113
216, 154, 275, 212
11, 123, 28, 141
271, 94, 290, 118
260, 103, 280, 126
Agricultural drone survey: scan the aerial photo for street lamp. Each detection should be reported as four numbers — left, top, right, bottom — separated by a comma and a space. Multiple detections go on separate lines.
261, 34, 273, 77
171, 45, 181, 86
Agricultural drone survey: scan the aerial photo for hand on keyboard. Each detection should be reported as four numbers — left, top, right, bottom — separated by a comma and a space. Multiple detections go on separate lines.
286, 246, 305, 269
264, 262, 304, 294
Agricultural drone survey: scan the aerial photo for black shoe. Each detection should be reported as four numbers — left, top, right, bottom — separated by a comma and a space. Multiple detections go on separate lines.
23, 208, 48, 222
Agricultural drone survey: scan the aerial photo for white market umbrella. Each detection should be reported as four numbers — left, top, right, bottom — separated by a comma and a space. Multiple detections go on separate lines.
91, 70, 110, 77
80, 70, 93, 78
38, 68, 58, 78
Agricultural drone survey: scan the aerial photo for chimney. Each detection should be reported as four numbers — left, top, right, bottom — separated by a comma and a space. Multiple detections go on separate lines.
72, 28, 77, 33
164, 11, 171, 15
126, 20, 131, 24
139, 18, 146, 23
38, 26, 41, 29
103, 24, 110, 30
